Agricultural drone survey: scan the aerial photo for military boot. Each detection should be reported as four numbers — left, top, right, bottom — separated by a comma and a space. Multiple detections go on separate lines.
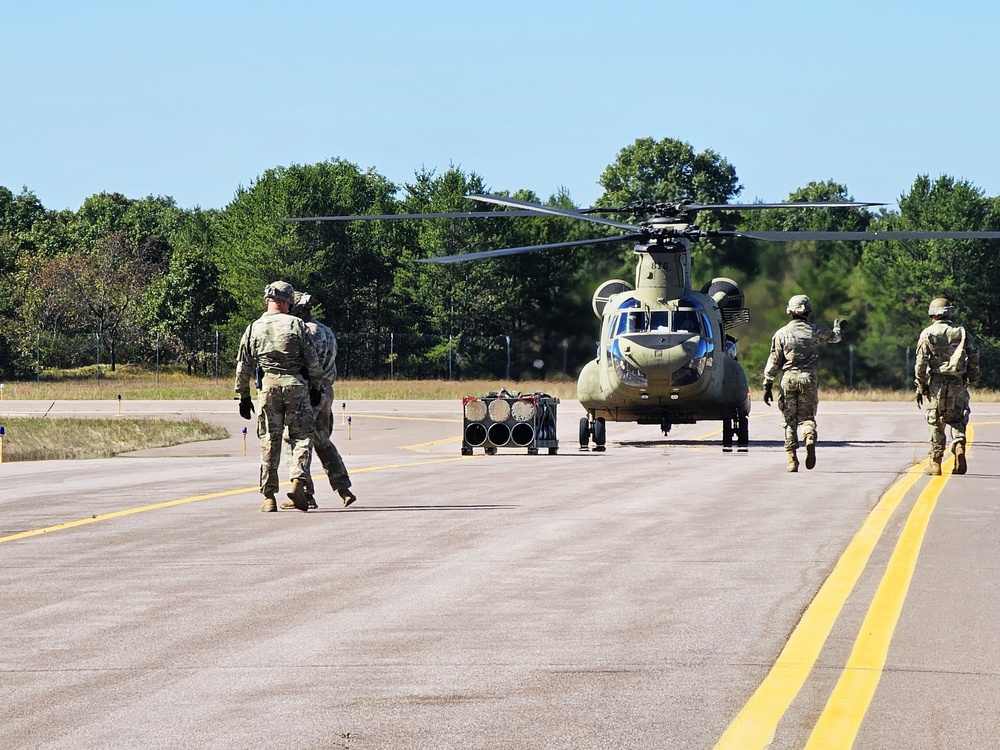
953, 443, 968, 475
281, 478, 310, 511
926, 457, 942, 476
804, 436, 817, 470
260, 496, 277, 512
281, 492, 318, 510
787, 449, 799, 473
338, 487, 357, 508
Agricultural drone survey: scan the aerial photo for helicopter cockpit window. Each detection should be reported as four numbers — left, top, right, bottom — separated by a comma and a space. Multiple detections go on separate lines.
672, 310, 700, 333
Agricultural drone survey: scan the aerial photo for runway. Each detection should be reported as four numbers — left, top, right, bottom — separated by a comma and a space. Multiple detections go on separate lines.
2, 399, 999, 749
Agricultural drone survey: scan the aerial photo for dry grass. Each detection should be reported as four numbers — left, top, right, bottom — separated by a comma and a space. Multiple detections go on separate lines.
0, 367, 581, 401
2, 366, 997, 402
0, 417, 227, 462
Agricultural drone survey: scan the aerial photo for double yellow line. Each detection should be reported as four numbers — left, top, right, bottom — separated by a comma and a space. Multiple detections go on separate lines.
715, 424, 985, 748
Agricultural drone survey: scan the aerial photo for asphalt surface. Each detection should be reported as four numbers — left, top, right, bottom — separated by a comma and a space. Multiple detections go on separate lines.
2, 398, 999, 749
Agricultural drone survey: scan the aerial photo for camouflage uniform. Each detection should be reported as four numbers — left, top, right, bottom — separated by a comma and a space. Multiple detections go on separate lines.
915, 314, 980, 465
763, 298, 841, 464
298, 310, 354, 505
234, 284, 323, 503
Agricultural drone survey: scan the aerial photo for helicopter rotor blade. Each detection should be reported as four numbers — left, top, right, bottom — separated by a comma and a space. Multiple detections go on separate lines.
726, 230, 1000, 242
419, 234, 644, 264
282, 210, 547, 222
469, 194, 641, 231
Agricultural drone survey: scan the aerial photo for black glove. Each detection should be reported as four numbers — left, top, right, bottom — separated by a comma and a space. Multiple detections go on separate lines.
915, 389, 924, 409
763, 382, 773, 407
239, 395, 255, 420
309, 387, 321, 407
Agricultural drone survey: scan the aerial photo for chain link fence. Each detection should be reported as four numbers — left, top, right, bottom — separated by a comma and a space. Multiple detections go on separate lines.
9, 326, 1000, 389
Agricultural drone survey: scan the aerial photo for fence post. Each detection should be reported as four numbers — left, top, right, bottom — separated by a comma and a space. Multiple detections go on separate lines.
390, 332, 394, 381
215, 329, 220, 383
505, 335, 510, 380
849, 344, 855, 390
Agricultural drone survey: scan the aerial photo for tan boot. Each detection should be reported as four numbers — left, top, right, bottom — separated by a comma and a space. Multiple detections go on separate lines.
285, 478, 310, 511
954, 443, 967, 475
804, 437, 816, 470
787, 449, 799, 473
282, 493, 318, 510
926, 458, 942, 476
260, 496, 277, 512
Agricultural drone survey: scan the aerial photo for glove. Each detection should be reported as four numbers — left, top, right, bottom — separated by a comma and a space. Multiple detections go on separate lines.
833, 318, 843, 332
915, 389, 924, 409
763, 382, 773, 407
239, 395, 255, 420
309, 387, 321, 407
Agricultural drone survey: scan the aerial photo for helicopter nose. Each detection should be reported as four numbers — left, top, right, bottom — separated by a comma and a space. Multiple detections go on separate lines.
621, 336, 703, 376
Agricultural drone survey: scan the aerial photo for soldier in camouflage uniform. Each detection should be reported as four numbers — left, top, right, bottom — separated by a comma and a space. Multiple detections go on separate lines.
915, 297, 980, 476
235, 281, 323, 512
279, 291, 356, 510
762, 294, 842, 472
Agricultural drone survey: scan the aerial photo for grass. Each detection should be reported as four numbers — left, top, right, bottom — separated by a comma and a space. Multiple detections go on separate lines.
2, 366, 999, 401
0, 417, 228, 462
0, 365, 582, 401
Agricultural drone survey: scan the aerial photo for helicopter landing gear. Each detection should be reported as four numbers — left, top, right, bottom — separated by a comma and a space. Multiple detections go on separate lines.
579, 415, 607, 452
722, 410, 750, 452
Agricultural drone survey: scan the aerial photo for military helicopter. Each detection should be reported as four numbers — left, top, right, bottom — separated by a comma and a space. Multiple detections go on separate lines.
286, 194, 1000, 452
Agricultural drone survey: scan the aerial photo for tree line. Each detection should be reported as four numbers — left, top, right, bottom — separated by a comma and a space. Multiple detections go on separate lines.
2, 136, 999, 388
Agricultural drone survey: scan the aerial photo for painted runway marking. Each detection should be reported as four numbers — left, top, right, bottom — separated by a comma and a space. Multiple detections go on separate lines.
715, 421, 994, 748
0, 455, 473, 545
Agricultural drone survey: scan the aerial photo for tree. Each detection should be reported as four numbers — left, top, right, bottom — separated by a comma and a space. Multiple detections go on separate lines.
859, 175, 1000, 386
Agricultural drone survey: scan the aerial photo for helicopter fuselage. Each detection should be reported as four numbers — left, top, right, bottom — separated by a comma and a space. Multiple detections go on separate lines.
576, 230, 751, 429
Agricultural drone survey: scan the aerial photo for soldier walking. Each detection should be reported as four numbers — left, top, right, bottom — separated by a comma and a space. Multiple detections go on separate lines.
280, 291, 357, 509
762, 294, 842, 472
235, 281, 323, 512
915, 297, 980, 476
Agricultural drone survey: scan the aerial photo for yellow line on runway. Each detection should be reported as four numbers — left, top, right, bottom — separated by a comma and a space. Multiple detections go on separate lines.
0, 455, 473, 545
713, 460, 926, 749
803, 422, 990, 748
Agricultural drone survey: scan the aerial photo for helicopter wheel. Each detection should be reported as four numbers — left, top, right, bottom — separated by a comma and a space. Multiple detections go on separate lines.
722, 416, 734, 452
579, 417, 591, 451
736, 410, 749, 452
592, 417, 607, 452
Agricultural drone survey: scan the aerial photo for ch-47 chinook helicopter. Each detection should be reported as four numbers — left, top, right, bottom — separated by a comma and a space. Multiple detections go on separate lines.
287, 193, 1000, 452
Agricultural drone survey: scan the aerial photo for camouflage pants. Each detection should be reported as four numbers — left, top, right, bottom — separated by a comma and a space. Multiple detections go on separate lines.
302, 382, 352, 497
257, 383, 315, 498
778, 370, 819, 451
924, 375, 971, 460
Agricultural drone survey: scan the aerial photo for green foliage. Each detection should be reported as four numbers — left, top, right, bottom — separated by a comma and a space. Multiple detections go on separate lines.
4, 145, 1000, 390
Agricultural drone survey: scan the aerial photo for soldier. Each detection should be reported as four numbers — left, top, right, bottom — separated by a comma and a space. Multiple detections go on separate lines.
915, 297, 980, 476
279, 291, 357, 509
235, 281, 323, 512
762, 294, 842, 472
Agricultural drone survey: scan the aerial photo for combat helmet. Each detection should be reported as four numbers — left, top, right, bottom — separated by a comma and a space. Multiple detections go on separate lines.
786, 294, 812, 316
928, 297, 956, 319
264, 281, 295, 305
291, 291, 315, 319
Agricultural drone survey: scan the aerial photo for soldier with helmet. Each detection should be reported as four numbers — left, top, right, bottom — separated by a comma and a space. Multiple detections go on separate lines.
280, 291, 356, 509
915, 297, 980, 476
762, 294, 842, 472
234, 281, 324, 512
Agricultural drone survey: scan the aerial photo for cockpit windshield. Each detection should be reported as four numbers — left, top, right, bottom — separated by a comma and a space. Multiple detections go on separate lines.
613, 305, 708, 337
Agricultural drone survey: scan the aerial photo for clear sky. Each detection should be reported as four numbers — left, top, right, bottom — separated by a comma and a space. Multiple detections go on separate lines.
3, 0, 999, 213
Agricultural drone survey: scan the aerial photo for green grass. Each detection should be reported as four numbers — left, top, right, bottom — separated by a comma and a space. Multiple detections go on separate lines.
0, 417, 227, 462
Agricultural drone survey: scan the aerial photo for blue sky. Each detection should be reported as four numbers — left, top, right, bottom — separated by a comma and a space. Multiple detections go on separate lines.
3, 1, 999, 213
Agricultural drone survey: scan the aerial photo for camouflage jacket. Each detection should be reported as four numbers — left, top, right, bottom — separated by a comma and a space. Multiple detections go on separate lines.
763, 319, 841, 385
915, 320, 980, 388
305, 319, 338, 384
234, 310, 323, 397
